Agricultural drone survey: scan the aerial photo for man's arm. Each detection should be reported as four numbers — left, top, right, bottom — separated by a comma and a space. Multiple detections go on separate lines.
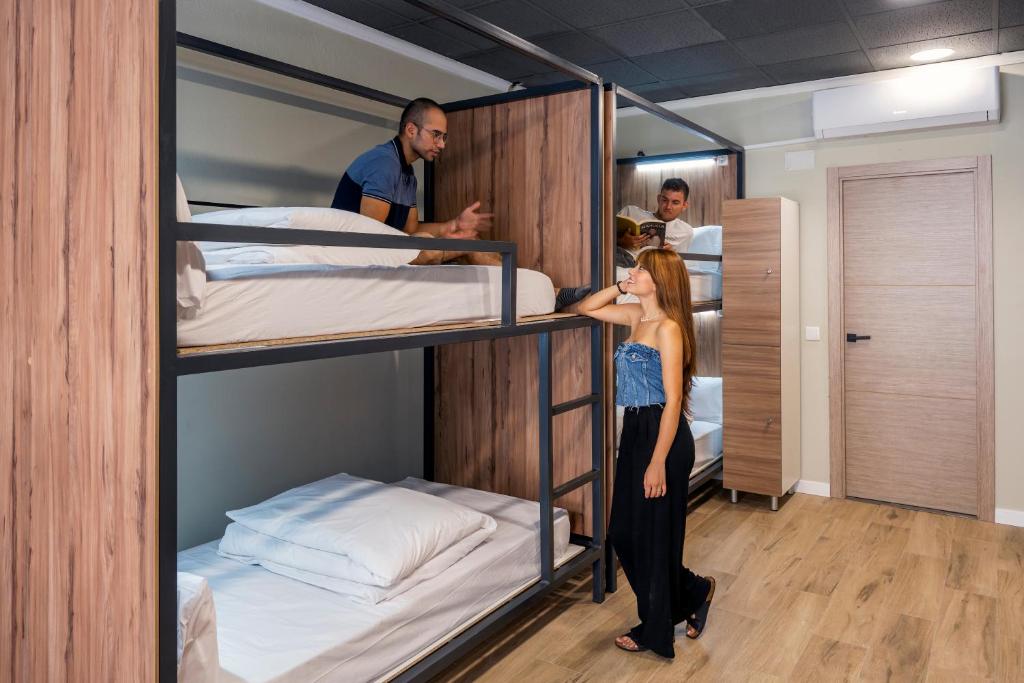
359, 195, 392, 224
411, 201, 493, 239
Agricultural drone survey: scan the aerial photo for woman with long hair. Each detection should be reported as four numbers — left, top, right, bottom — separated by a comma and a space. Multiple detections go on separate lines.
579, 248, 715, 658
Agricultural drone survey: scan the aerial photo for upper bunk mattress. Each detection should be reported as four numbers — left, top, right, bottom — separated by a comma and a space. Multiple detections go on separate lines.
177, 478, 575, 683
177, 263, 556, 347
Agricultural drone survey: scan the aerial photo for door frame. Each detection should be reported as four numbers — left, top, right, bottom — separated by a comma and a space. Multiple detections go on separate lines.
827, 156, 994, 521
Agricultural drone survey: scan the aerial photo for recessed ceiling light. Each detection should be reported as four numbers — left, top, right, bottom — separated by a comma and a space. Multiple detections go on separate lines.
893, 109, 908, 115
911, 48, 954, 62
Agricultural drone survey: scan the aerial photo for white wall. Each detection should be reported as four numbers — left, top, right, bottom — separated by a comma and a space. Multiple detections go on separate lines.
175, 0, 504, 549
628, 63, 1024, 515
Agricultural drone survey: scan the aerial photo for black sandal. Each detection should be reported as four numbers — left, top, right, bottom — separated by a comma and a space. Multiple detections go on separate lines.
686, 576, 716, 640
614, 634, 648, 653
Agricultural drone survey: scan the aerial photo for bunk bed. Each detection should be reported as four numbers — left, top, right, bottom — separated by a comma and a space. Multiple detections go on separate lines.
602, 84, 743, 506
160, 3, 609, 682
159, 2, 745, 681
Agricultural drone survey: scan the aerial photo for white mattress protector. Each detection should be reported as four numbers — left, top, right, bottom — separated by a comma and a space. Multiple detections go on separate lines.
177, 479, 573, 683
177, 264, 555, 347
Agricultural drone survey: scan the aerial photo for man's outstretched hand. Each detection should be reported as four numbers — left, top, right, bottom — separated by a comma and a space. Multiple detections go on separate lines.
445, 201, 494, 239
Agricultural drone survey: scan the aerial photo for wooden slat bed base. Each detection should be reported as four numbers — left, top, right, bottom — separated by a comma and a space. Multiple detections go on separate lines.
177, 313, 578, 356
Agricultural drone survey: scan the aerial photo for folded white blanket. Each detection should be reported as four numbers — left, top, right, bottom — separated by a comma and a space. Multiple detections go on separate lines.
225, 473, 497, 587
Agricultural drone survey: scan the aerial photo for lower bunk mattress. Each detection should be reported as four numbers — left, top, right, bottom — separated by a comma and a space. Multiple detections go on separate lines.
177, 478, 576, 683
177, 263, 556, 348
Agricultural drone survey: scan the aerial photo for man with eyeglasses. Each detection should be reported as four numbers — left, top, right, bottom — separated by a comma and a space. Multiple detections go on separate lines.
331, 97, 498, 265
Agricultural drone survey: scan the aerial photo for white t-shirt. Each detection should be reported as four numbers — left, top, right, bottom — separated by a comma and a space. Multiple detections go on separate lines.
616, 205, 694, 258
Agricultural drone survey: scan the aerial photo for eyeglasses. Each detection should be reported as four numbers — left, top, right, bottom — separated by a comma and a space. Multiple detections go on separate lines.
417, 125, 449, 143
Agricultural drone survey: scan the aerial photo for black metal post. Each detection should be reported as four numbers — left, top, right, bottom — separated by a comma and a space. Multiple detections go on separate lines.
538, 332, 554, 583
158, 1, 178, 682
590, 322, 606, 603
423, 347, 435, 482
501, 247, 517, 327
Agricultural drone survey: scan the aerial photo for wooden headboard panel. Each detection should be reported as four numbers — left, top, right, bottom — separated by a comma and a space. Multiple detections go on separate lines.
616, 154, 738, 227
432, 88, 596, 533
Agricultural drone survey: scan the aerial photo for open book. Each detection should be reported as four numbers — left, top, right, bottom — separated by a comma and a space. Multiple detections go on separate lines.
615, 213, 666, 248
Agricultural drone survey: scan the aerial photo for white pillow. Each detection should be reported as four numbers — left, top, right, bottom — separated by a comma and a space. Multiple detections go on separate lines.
176, 572, 219, 683
690, 376, 723, 424
219, 521, 493, 604
192, 207, 419, 267
225, 473, 497, 587
686, 225, 722, 274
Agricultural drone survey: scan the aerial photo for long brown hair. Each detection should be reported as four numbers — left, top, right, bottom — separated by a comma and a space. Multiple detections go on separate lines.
636, 249, 698, 414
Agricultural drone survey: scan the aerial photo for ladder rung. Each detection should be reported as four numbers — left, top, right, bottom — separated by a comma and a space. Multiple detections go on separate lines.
553, 469, 600, 498
551, 393, 600, 416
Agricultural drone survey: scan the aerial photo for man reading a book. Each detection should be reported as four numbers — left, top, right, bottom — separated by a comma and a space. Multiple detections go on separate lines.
615, 177, 694, 267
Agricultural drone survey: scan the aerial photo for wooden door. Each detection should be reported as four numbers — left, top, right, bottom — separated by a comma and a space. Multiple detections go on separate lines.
722, 344, 782, 496
722, 199, 782, 347
830, 159, 993, 517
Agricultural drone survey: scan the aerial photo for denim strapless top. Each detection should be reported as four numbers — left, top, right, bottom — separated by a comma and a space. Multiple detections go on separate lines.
615, 342, 666, 407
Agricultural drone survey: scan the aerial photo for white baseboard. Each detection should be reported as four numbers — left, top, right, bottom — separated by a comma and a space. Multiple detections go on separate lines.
794, 479, 831, 497
996, 508, 1024, 528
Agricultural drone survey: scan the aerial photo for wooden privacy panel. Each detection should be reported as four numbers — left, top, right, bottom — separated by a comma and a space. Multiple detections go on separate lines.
616, 155, 738, 227
1, 0, 157, 679
434, 90, 594, 532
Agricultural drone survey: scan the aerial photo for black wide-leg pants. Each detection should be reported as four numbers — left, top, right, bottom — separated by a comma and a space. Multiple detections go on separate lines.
609, 404, 709, 659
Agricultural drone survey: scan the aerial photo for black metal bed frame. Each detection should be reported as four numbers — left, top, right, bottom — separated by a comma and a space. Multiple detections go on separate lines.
159, 2, 745, 680
604, 83, 743, 508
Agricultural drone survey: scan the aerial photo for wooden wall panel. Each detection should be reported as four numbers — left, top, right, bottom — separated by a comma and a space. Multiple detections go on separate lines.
435, 90, 594, 532
1, 0, 157, 679
616, 154, 738, 227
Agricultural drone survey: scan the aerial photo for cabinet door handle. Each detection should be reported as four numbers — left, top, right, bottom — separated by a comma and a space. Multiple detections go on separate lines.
766, 416, 775, 426
765, 266, 774, 275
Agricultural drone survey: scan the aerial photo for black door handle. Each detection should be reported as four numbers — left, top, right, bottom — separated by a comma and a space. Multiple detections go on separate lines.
846, 333, 871, 342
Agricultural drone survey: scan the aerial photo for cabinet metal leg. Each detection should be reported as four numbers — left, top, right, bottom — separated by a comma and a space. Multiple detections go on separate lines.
730, 489, 739, 504
788, 485, 796, 496
770, 496, 779, 512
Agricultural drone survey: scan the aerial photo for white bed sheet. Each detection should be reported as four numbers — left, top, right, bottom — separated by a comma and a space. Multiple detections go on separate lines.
690, 420, 723, 471
177, 479, 574, 683
177, 264, 555, 347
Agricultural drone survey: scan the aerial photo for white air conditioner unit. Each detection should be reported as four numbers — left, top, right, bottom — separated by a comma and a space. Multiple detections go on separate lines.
812, 66, 1000, 139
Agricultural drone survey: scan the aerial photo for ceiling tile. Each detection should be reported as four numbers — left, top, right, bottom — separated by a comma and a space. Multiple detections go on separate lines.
854, 0, 992, 48
370, 0, 433, 22
587, 10, 724, 57
735, 21, 860, 65
1001, 0, 1024, 27
423, 17, 500, 51
844, 0, 948, 17
1000, 24, 1024, 49
867, 30, 995, 68
537, 0, 685, 30
532, 31, 620, 64
306, 0, 411, 30
519, 72, 577, 86
633, 42, 751, 79
471, 0, 570, 37
628, 82, 688, 103
390, 23, 478, 57
668, 68, 775, 96
585, 59, 658, 86
694, 0, 846, 40
763, 50, 874, 83
459, 47, 546, 79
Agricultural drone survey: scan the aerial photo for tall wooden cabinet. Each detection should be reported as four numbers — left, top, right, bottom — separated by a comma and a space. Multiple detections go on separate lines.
721, 198, 800, 510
